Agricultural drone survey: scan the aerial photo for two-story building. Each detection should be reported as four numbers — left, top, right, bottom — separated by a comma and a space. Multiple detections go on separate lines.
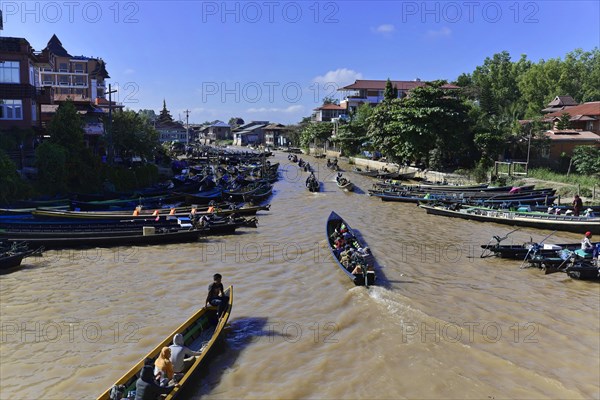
339, 79, 459, 113
312, 103, 346, 122
0, 37, 53, 132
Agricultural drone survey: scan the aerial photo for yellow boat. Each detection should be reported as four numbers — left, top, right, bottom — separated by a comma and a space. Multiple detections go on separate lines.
97, 286, 233, 399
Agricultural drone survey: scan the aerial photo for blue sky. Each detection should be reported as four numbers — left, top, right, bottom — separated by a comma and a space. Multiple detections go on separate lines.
2, 0, 599, 124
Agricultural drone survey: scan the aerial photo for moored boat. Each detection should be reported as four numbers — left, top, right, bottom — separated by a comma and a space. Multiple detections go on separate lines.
326, 211, 376, 286
97, 287, 233, 400
420, 204, 600, 234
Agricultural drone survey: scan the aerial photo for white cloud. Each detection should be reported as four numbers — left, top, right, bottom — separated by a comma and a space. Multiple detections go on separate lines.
123, 68, 135, 75
372, 24, 395, 35
313, 68, 363, 88
246, 105, 304, 114
425, 26, 452, 39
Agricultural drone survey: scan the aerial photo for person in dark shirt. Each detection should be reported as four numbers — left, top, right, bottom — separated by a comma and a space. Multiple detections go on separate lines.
205, 273, 229, 318
573, 195, 583, 216
134, 365, 178, 400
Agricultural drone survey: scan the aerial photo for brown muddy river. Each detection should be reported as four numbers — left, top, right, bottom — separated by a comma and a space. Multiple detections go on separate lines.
1, 151, 598, 399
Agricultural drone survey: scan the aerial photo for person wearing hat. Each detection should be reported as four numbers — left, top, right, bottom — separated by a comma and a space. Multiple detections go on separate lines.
581, 231, 594, 255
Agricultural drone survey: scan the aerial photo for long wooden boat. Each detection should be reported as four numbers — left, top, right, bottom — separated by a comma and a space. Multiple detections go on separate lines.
420, 204, 600, 234
29, 204, 270, 220
97, 286, 233, 400
326, 211, 376, 286
5, 229, 204, 249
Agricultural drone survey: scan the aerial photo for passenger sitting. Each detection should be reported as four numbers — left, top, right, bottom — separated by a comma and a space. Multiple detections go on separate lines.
169, 333, 202, 376
154, 347, 175, 386
581, 231, 594, 255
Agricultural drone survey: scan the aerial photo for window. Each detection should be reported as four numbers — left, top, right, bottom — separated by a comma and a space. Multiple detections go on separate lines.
0, 61, 20, 83
31, 101, 37, 122
59, 63, 68, 72
0, 100, 24, 120
74, 63, 84, 73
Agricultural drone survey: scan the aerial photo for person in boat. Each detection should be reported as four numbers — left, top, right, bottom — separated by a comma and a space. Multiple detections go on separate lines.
205, 273, 229, 318
154, 347, 175, 386
340, 246, 352, 266
572, 195, 583, 216
135, 364, 178, 400
169, 333, 202, 376
581, 231, 594, 255
207, 201, 216, 214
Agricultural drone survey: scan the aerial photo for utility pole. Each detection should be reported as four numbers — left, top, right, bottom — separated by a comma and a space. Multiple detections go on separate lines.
106, 83, 118, 164
184, 109, 191, 145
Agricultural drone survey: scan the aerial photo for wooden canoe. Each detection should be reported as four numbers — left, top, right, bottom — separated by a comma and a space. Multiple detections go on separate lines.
97, 287, 233, 400
326, 211, 376, 286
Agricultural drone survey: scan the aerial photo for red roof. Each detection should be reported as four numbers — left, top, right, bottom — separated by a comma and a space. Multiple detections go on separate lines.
314, 103, 345, 111
545, 102, 600, 118
340, 80, 459, 91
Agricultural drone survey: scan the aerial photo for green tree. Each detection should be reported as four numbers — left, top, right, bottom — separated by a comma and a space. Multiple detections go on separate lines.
335, 103, 373, 155
556, 113, 572, 130
571, 145, 600, 176
383, 78, 398, 101
228, 117, 244, 129
110, 110, 159, 160
322, 96, 339, 105
0, 150, 31, 203
47, 100, 84, 156
34, 142, 68, 195
138, 109, 157, 123
300, 122, 333, 148
368, 81, 472, 168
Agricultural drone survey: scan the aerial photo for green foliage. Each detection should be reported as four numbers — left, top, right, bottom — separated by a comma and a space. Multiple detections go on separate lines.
47, 100, 85, 155
518, 48, 600, 117
110, 109, 159, 160
34, 141, 68, 195
105, 164, 159, 192
300, 122, 333, 147
0, 150, 31, 203
368, 81, 472, 168
322, 96, 339, 105
335, 103, 372, 155
555, 113, 572, 130
529, 167, 600, 187
571, 145, 600, 176
383, 79, 398, 101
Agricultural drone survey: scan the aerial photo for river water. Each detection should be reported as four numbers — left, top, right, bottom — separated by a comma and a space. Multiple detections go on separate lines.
1, 151, 599, 399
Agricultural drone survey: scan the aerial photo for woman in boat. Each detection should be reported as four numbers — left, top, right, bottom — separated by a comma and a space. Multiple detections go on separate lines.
169, 333, 202, 375
154, 347, 175, 386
